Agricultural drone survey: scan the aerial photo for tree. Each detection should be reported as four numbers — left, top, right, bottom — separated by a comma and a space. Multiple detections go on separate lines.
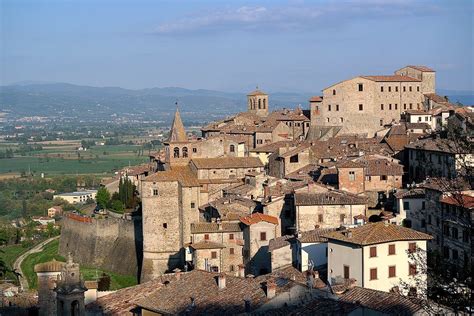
97, 273, 111, 291
96, 187, 110, 209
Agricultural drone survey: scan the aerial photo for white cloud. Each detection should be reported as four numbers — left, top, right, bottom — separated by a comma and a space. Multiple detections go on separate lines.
151, 1, 440, 35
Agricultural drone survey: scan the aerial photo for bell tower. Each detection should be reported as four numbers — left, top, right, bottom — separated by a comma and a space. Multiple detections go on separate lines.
247, 87, 269, 117
55, 254, 87, 316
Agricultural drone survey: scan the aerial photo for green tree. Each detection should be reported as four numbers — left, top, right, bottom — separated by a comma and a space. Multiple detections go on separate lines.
96, 187, 110, 209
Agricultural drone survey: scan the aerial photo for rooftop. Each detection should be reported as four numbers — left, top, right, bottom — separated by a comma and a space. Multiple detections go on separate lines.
324, 222, 432, 246
191, 222, 242, 234
240, 212, 279, 226
361, 75, 421, 82
295, 191, 367, 206
143, 165, 199, 187
191, 157, 264, 169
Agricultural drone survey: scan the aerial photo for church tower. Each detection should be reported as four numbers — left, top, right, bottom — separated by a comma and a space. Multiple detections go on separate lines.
164, 107, 190, 166
55, 254, 87, 316
247, 88, 269, 117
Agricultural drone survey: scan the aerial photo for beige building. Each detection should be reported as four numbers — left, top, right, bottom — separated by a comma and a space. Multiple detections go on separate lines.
326, 222, 432, 295
53, 190, 97, 204
240, 213, 279, 275
311, 65, 435, 137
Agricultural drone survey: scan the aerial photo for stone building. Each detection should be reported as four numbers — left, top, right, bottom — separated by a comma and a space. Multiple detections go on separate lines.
189, 221, 244, 274
294, 190, 367, 231
247, 88, 269, 117
141, 165, 200, 281
54, 255, 87, 316
326, 222, 432, 295
35, 259, 66, 316
240, 213, 279, 275
311, 65, 435, 137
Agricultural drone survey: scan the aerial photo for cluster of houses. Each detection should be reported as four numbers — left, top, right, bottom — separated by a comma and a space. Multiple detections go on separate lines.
7, 65, 472, 315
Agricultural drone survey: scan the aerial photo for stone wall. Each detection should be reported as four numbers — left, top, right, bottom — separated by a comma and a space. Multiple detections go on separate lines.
59, 215, 142, 278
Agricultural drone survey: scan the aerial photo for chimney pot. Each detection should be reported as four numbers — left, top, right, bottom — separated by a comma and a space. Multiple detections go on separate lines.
218, 273, 226, 289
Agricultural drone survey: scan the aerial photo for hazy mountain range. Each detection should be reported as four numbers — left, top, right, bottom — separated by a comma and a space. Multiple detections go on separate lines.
0, 82, 472, 124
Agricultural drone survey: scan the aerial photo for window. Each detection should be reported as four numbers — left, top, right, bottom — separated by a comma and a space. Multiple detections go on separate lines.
381, 86, 384, 92
417, 86, 420, 92
358, 83, 363, 91
370, 268, 378, 280
380, 119, 383, 126
204, 234, 209, 240
359, 104, 363, 111
173, 147, 180, 158
327, 118, 330, 123
395, 104, 398, 110
192, 147, 197, 153
409, 86, 412, 92
388, 244, 396, 255
229, 233, 234, 240
388, 86, 392, 92
409, 264, 417, 276
344, 265, 350, 279
229, 265, 235, 272
153, 189, 159, 196
389, 266, 396, 278
381, 175, 387, 181
403, 86, 406, 92
333, 89, 336, 95
230, 248, 235, 255
403, 201, 410, 210
421, 219, 426, 228
163, 223, 168, 229
395, 86, 399, 92
452, 249, 458, 260
336, 104, 339, 111
463, 230, 469, 243
349, 171, 355, 181
260, 232, 267, 241
290, 155, 299, 163
328, 104, 332, 111
318, 214, 324, 223
182, 147, 188, 158
370, 246, 377, 257
389, 104, 392, 110
421, 201, 425, 209
230, 145, 235, 153
381, 104, 384, 110
409, 103, 413, 109
340, 214, 346, 223
452, 227, 458, 239
404, 103, 407, 110
191, 202, 195, 208
340, 117, 344, 123
408, 242, 416, 253
211, 251, 217, 259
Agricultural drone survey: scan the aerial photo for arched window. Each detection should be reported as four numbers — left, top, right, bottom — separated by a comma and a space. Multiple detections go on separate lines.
263, 99, 266, 109
258, 99, 261, 109
173, 147, 179, 158
230, 145, 235, 153
182, 147, 188, 158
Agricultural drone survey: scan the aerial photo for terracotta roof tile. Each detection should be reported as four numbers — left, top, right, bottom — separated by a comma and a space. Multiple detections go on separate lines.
440, 194, 474, 209
191, 157, 264, 169
143, 165, 199, 187
268, 235, 293, 251
240, 212, 279, 225
361, 75, 420, 82
406, 65, 435, 72
295, 191, 367, 206
309, 96, 323, 102
298, 228, 338, 243
190, 240, 226, 249
191, 222, 242, 234
324, 222, 432, 246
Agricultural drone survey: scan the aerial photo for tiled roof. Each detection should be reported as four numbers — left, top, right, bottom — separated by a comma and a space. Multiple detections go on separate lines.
266, 108, 310, 122
298, 228, 338, 243
424, 93, 448, 103
280, 143, 311, 158
168, 108, 187, 142
440, 194, 474, 209
394, 188, 425, 199
406, 65, 435, 72
324, 222, 432, 246
360, 158, 404, 176
338, 286, 423, 315
361, 75, 420, 82
190, 240, 226, 250
143, 165, 199, 187
191, 157, 264, 169
268, 235, 293, 251
249, 140, 296, 153
247, 89, 267, 96
86, 275, 176, 315
406, 122, 431, 130
191, 222, 242, 234
137, 269, 303, 315
309, 96, 323, 102
405, 109, 430, 115
295, 191, 367, 206
336, 160, 365, 169
240, 212, 279, 225
405, 137, 469, 154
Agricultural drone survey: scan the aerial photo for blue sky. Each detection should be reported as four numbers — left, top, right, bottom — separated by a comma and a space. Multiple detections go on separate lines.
1, 0, 472, 92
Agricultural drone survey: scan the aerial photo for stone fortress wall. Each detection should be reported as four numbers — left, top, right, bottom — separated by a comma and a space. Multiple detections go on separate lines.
59, 215, 143, 278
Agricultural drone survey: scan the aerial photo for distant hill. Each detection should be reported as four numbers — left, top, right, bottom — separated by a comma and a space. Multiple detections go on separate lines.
0, 83, 312, 124
1, 83, 472, 124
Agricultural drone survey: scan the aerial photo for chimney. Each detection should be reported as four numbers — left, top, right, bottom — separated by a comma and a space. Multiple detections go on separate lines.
174, 268, 181, 280
218, 273, 226, 289
238, 264, 245, 278
263, 185, 270, 199
266, 280, 276, 299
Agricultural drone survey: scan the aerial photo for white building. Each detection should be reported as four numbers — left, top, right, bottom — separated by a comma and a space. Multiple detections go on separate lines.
295, 228, 337, 272
325, 222, 432, 295
394, 188, 426, 231
53, 190, 97, 204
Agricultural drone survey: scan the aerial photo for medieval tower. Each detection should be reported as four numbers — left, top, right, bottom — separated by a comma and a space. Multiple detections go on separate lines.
247, 88, 269, 117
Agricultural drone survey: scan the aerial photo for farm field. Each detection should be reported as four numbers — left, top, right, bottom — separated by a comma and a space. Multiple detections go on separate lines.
0, 141, 154, 176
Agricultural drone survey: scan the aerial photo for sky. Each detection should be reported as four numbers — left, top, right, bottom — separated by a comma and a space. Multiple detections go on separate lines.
1, 0, 473, 92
